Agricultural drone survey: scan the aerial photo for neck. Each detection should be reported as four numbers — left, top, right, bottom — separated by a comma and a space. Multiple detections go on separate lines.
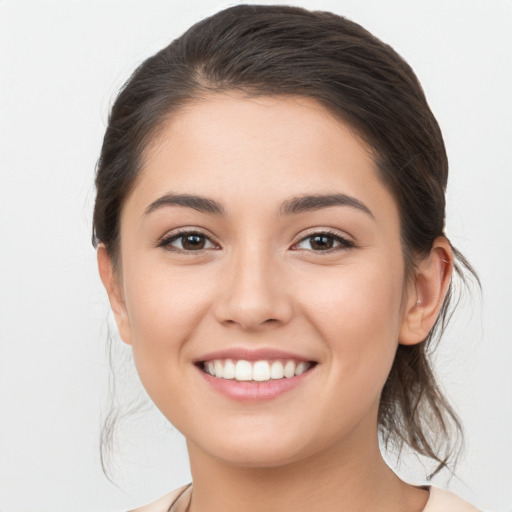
185, 426, 428, 512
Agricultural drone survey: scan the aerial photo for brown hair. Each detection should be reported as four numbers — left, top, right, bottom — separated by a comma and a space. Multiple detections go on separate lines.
93, 4, 478, 477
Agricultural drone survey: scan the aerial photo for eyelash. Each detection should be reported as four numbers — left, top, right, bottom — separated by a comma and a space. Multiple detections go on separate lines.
158, 229, 219, 253
292, 230, 355, 253
158, 229, 355, 254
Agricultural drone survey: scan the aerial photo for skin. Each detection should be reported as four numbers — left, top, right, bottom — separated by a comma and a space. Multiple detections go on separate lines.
98, 94, 453, 512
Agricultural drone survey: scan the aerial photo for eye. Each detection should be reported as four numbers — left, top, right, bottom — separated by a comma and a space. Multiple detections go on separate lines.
293, 231, 354, 252
159, 230, 218, 252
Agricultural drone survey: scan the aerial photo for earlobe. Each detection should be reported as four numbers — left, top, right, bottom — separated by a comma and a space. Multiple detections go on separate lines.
97, 245, 132, 345
399, 237, 453, 346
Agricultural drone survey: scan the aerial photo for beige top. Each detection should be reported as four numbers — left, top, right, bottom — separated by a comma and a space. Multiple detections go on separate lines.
129, 483, 482, 512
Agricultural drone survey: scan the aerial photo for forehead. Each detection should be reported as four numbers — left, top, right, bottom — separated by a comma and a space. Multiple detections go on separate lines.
147, 93, 372, 169
123, 93, 398, 223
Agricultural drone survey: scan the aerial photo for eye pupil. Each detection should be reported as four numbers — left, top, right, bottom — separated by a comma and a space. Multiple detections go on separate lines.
311, 235, 333, 250
182, 234, 205, 250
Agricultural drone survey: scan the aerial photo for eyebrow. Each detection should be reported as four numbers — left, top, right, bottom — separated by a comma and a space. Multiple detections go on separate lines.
279, 193, 374, 219
144, 192, 374, 219
144, 193, 225, 216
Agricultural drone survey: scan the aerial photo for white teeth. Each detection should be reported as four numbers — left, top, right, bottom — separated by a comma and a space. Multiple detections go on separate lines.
252, 361, 271, 381
284, 360, 296, 378
295, 361, 309, 376
203, 358, 312, 381
214, 360, 223, 378
270, 360, 284, 379
223, 358, 235, 379
235, 360, 253, 381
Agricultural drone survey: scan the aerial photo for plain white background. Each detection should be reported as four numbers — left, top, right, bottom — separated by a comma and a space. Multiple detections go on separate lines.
0, 1, 511, 511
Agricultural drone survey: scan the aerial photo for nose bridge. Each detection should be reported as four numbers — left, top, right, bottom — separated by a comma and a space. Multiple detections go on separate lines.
215, 238, 292, 329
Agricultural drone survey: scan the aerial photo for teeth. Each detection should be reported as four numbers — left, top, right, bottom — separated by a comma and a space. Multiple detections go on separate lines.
270, 360, 284, 379
284, 360, 296, 378
223, 359, 235, 379
203, 359, 312, 381
235, 360, 253, 381
295, 361, 309, 376
214, 360, 223, 378
252, 361, 270, 381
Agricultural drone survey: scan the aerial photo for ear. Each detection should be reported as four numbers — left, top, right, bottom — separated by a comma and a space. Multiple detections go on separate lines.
97, 245, 132, 345
399, 237, 453, 346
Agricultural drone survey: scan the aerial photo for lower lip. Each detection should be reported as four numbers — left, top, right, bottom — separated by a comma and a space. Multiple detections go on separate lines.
196, 366, 314, 402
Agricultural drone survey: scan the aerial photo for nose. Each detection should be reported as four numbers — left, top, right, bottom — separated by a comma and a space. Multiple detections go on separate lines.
213, 246, 294, 331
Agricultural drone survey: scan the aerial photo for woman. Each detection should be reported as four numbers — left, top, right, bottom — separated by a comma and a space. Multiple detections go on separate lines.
93, 5, 482, 511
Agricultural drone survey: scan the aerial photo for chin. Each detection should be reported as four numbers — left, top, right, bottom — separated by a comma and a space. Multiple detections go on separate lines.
188, 427, 313, 469
215, 446, 305, 469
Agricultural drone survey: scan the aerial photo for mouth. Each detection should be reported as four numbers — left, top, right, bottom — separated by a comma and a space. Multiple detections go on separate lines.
197, 358, 317, 382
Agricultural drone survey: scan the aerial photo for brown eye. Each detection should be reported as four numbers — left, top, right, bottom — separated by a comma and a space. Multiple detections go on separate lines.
181, 234, 206, 250
160, 231, 217, 252
310, 235, 335, 250
294, 232, 354, 252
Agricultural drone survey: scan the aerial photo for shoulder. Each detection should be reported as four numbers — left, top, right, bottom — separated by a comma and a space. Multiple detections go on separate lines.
127, 483, 485, 512
128, 484, 191, 512
424, 486, 482, 512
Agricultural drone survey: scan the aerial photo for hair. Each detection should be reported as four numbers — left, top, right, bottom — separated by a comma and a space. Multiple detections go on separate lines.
93, 4, 479, 479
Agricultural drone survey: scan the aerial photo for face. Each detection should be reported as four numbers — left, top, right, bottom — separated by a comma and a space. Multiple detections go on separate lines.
104, 94, 415, 468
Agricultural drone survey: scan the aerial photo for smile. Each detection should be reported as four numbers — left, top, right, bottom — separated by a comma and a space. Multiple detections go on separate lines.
199, 359, 315, 382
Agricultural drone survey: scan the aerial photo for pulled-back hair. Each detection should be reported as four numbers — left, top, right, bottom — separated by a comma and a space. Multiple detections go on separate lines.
93, 4, 478, 477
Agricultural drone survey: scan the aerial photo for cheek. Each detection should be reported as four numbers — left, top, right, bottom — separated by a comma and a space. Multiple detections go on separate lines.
300, 258, 403, 329
122, 262, 214, 384
295, 258, 404, 385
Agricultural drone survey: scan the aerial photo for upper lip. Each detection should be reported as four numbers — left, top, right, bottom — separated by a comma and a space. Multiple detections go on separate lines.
194, 347, 316, 363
